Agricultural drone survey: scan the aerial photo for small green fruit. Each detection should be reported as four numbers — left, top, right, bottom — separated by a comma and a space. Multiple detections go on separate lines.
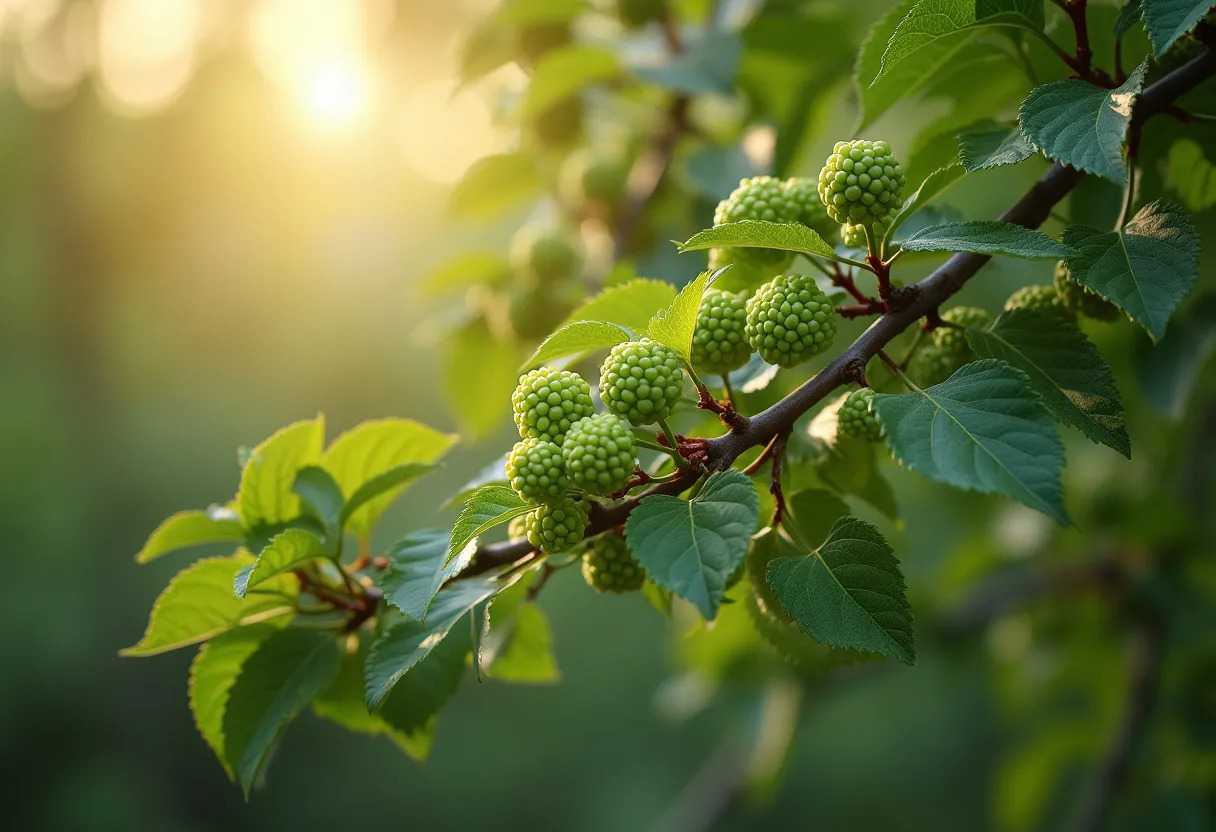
1005, 284, 1065, 313
1054, 261, 1120, 321
561, 413, 637, 496
931, 306, 990, 360
512, 368, 595, 444
580, 532, 645, 592
599, 338, 685, 425
524, 497, 588, 553
713, 176, 800, 269
818, 139, 906, 225
838, 388, 883, 442
506, 438, 569, 502
691, 289, 752, 374
745, 274, 838, 368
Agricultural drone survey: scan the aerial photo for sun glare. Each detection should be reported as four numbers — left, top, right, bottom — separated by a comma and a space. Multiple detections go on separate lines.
299, 60, 370, 130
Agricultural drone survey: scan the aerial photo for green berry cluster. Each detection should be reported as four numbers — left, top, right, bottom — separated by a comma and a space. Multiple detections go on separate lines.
908, 343, 961, 387
745, 274, 837, 368
932, 306, 990, 360
838, 388, 883, 442
561, 413, 637, 495
525, 497, 588, 553
1054, 261, 1120, 321
512, 368, 595, 444
599, 338, 685, 425
713, 176, 799, 268
691, 289, 752, 374
842, 215, 892, 249
580, 532, 645, 593
818, 139, 906, 224
784, 176, 836, 239
1005, 284, 1063, 313
506, 438, 569, 502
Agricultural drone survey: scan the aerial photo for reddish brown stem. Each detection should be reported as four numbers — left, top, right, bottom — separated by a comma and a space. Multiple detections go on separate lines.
769, 432, 790, 526
838, 301, 886, 319
829, 263, 873, 304
695, 382, 749, 431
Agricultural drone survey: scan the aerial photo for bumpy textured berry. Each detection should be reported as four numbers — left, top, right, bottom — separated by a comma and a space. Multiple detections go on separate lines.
599, 338, 685, 425
932, 306, 990, 360
908, 343, 961, 387
525, 497, 588, 553
745, 274, 838, 368
1005, 284, 1064, 313
580, 532, 645, 593
818, 139, 906, 224
838, 388, 883, 442
616, 0, 665, 28
506, 438, 568, 502
512, 368, 595, 444
561, 413, 637, 495
1054, 261, 1120, 321
691, 290, 752, 374
842, 216, 892, 249
512, 227, 581, 285
784, 177, 835, 239
713, 176, 799, 268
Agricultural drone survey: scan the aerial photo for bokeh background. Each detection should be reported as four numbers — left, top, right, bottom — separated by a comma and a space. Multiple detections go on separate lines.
2, 0, 1214, 830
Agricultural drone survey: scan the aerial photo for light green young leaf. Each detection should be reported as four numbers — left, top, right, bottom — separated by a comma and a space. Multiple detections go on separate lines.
625, 469, 760, 620
968, 308, 1131, 457
1142, 0, 1211, 54
957, 125, 1035, 171
234, 529, 328, 598
767, 516, 915, 664
365, 574, 509, 708
292, 466, 344, 541
883, 163, 966, 244
522, 46, 619, 118
189, 623, 283, 780
447, 153, 540, 220
122, 555, 296, 657
1062, 200, 1200, 341
322, 418, 457, 541
876, 0, 1046, 82
1167, 138, 1216, 213
379, 529, 475, 620
1019, 60, 1148, 184
522, 320, 632, 369
561, 278, 677, 332
873, 360, 1069, 523
222, 628, 341, 796
647, 269, 717, 361
447, 485, 531, 566
898, 221, 1074, 259
135, 506, 243, 564
679, 222, 838, 261
444, 321, 523, 440
340, 464, 437, 531
237, 417, 325, 530
482, 603, 560, 683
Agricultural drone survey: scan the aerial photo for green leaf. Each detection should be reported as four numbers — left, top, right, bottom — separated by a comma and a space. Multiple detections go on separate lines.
647, 269, 716, 361
561, 278, 677, 332
1061, 200, 1200, 341
678, 222, 838, 261
482, 603, 560, 683
237, 417, 325, 530
292, 466, 344, 541
446, 486, 531, 566
122, 555, 296, 657
234, 529, 328, 598
1167, 138, 1216, 213
447, 153, 540, 220
767, 516, 915, 664
522, 320, 632, 369
957, 125, 1035, 171
135, 506, 243, 564
522, 46, 619, 118
379, 530, 475, 620
1142, 0, 1211, 54
340, 464, 437, 531
420, 252, 508, 299
876, 0, 1046, 82
188, 623, 282, 780
898, 221, 1074, 259
1114, 0, 1144, 37
322, 418, 457, 541
1018, 60, 1148, 185
444, 321, 523, 440
222, 628, 341, 796
1136, 293, 1216, 419
377, 615, 473, 733
625, 469, 760, 620
883, 163, 966, 244
874, 360, 1068, 523
365, 574, 509, 708
968, 308, 1131, 457
786, 489, 852, 551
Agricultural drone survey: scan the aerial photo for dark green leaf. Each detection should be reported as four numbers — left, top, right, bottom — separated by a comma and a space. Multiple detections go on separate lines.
884, 163, 966, 244
135, 506, 243, 564
1142, 0, 1210, 54
625, 469, 760, 620
236, 417, 325, 530
292, 466, 344, 541
957, 125, 1035, 171
380, 530, 475, 620
899, 221, 1074, 259
377, 616, 473, 733
786, 489, 852, 551
234, 529, 327, 598
447, 486, 531, 567
1114, 0, 1144, 36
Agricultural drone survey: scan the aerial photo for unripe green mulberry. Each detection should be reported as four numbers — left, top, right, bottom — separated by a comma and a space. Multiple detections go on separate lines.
838, 388, 883, 442
1054, 261, 1120, 321
512, 368, 595, 444
818, 139, 906, 224
691, 289, 752, 374
907, 343, 961, 387
745, 274, 838, 367
599, 338, 685, 425
506, 438, 569, 502
713, 176, 799, 269
932, 306, 990, 360
1005, 284, 1064, 313
784, 177, 835, 239
842, 216, 892, 249
580, 532, 645, 593
561, 413, 637, 495
524, 497, 588, 553
512, 227, 581, 285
